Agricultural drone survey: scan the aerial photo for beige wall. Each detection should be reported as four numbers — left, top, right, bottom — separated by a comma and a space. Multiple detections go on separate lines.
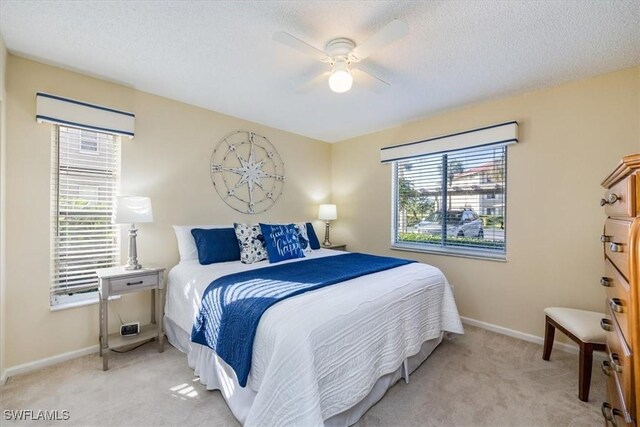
331, 66, 640, 340
3, 51, 639, 372
4, 55, 331, 369
0, 35, 7, 380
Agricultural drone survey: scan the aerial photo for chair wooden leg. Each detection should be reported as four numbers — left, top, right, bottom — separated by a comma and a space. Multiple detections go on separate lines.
578, 342, 593, 402
542, 316, 555, 361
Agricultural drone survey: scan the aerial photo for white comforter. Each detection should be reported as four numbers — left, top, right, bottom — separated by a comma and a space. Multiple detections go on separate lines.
165, 249, 463, 426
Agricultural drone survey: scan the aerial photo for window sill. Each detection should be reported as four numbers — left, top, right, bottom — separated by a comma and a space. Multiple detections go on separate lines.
391, 242, 506, 262
50, 294, 121, 312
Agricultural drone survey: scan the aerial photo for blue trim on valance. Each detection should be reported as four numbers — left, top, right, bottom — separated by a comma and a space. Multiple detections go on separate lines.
381, 121, 518, 152
36, 115, 135, 137
36, 92, 135, 117
380, 139, 516, 163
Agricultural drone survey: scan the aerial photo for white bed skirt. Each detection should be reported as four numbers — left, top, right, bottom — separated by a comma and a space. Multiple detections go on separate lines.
164, 317, 444, 427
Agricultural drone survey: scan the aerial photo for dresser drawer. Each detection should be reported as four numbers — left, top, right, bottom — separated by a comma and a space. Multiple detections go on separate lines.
603, 176, 637, 218
108, 273, 159, 295
606, 324, 634, 418
604, 219, 632, 281
603, 364, 634, 426
602, 259, 632, 347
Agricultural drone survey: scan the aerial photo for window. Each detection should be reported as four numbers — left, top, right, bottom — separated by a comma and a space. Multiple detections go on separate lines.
51, 126, 121, 307
79, 130, 99, 153
392, 145, 506, 259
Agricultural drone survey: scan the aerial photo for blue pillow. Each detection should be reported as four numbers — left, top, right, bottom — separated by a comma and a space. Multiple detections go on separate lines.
306, 222, 321, 250
259, 223, 306, 263
191, 228, 241, 265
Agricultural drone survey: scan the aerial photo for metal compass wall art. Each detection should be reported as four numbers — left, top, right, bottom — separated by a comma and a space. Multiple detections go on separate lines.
210, 131, 286, 214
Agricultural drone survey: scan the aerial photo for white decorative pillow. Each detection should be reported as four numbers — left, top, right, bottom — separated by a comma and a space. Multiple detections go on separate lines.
234, 223, 267, 264
294, 222, 313, 254
173, 225, 228, 262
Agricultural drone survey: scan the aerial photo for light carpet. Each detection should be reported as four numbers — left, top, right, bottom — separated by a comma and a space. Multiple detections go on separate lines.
0, 325, 604, 426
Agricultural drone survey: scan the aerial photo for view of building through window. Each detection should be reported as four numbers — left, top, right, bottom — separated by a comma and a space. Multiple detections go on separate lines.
393, 145, 506, 256
51, 126, 120, 306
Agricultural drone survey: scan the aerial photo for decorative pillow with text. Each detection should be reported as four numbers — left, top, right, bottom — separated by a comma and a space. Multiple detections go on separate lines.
259, 223, 306, 263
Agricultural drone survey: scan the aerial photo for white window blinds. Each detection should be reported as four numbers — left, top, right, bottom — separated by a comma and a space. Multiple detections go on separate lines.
393, 145, 507, 259
51, 125, 121, 306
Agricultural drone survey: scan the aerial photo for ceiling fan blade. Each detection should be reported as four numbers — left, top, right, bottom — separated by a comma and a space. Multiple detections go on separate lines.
273, 32, 330, 62
352, 19, 409, 61
353, 68, 390, 93
295, 71, 332, 94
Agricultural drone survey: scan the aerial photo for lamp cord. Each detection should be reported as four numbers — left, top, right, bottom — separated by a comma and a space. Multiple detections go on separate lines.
110, 341, 151, 354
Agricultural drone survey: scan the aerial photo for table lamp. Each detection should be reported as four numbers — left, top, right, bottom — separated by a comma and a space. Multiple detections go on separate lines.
114, 196, 153, 270
318, 204, 337, 246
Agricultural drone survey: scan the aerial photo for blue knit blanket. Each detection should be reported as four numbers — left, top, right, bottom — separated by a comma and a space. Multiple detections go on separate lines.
191, 253, 416, 387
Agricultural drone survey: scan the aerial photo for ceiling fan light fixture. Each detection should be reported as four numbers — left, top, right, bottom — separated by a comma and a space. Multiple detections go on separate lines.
328, 69, 353, 93
274, 20, 408, 94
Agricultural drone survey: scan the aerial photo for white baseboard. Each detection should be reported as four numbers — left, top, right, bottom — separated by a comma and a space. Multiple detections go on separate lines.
3, 344, 99, 382
460, 316, 606, 360
0, 316, 604, 384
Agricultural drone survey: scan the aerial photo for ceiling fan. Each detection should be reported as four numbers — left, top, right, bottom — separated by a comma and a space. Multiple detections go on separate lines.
273, 19, 409, 94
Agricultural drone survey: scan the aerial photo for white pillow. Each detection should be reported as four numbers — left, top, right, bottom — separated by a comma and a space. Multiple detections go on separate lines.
173, 225, 230, 262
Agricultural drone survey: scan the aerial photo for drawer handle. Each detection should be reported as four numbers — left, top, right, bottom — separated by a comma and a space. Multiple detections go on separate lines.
601, 360, 613, 376
126, 280, 143, 286
610, 298, 624, 314
602, 402, 622, 427
601, 235, 611, 243
609, 242, 623, 253
601, 318, 613, 332
602, 403, 615, 425
600, 277, 613, 287
600, 193, 620, 206
609, 353, 623, 373
609, 193, 620, 204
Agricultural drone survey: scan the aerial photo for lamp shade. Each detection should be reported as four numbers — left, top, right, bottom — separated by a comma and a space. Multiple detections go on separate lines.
114, 196, 154, 224
318, 204, 337, 221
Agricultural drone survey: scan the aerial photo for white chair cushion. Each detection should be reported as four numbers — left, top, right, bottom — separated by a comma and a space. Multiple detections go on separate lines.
544, 307, 606, 344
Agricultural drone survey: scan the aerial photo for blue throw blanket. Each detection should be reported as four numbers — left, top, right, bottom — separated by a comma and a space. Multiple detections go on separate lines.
191, 253, 416, 387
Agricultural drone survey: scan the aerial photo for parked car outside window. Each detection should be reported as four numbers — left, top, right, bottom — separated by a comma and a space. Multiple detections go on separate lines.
414, 209, 484, 238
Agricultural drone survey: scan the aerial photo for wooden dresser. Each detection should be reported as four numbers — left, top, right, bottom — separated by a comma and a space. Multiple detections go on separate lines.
601, 154, 640, 426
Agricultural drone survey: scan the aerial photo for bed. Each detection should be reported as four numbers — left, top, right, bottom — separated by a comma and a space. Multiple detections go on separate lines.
164, 247, 463, 426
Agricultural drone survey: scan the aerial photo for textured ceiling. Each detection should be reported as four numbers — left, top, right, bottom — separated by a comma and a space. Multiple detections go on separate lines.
1, 1, 639, 142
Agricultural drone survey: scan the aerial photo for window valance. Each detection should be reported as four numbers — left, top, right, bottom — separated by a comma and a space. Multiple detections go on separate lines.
380, 121, 518, 163
36, 92, 135, 138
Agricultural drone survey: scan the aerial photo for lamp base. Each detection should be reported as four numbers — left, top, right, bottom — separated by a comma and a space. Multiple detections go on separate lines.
124, 262, 142, 271
125, 224, 143, 270
323, 221, 332, 247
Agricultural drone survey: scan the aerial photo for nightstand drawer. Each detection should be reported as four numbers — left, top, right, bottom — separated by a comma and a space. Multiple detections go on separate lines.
109, 273, 158, 295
